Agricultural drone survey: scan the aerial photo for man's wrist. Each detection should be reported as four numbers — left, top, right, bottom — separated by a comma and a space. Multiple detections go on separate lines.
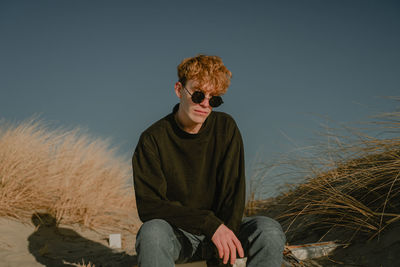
203, 213, 223, 239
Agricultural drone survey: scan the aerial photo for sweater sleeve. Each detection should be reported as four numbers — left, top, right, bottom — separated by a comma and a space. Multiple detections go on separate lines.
132, 133, 223, 239
213, 122, 246, 235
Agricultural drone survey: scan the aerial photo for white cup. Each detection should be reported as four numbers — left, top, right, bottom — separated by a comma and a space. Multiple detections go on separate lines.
109, 233, 122, 248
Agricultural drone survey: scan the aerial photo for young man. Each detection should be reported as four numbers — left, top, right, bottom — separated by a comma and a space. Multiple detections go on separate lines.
132, 55, 285, 267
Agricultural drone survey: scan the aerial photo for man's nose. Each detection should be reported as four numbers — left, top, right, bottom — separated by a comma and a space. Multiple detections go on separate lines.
199, 96, 211, 108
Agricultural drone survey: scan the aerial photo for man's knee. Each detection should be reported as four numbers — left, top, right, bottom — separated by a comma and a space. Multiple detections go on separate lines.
252, 216, 286, 248
136, 219, 174, 249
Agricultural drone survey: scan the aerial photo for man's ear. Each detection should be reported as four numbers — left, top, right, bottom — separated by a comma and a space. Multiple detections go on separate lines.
174, 82, 182, 98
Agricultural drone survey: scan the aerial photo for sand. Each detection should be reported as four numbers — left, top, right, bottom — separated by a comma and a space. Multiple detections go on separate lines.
0, 217, 137, 267
312, 222, 400, 266
285, 221, 400, 267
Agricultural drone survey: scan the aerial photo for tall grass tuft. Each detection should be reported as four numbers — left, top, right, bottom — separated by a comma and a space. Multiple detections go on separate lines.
246, 102, 400, 242
0, 118, 140, 233
77, 261, 95, 267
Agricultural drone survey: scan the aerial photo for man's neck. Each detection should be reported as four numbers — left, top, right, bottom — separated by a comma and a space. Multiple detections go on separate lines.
175, 110, 202, 134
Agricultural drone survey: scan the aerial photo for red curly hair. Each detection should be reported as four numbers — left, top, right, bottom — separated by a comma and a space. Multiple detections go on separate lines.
177, 54, 232, 95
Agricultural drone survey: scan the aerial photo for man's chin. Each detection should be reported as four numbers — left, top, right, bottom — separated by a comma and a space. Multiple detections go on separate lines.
186, 118, 204, 128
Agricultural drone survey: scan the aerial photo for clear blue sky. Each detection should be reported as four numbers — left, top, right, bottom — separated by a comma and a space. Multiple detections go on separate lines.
1, 1, 399, 195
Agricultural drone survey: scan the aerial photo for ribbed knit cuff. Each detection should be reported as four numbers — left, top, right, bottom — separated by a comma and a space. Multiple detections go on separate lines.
203, 213, 223, 239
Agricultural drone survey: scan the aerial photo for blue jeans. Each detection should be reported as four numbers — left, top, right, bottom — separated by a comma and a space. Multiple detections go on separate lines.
135, 216, 286, 267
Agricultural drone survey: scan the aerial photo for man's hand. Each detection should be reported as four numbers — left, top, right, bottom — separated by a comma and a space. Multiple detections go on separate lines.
211, 224, 244, 265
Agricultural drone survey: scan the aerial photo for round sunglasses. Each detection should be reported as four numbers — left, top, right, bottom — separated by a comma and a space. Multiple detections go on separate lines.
184, 87, 223, 108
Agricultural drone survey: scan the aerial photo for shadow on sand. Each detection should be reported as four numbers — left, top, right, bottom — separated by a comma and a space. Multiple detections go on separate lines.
28, 213, 137, 267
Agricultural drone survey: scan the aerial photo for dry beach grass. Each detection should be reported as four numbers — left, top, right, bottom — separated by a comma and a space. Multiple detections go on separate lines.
0, 118, 140, 234
246, 101, 400, 265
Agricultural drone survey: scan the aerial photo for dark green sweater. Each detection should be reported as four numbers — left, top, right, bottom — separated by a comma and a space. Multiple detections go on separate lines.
132, 106, 245, 239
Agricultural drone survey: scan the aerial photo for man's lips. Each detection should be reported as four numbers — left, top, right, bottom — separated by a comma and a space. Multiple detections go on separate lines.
194, 109, 208, 115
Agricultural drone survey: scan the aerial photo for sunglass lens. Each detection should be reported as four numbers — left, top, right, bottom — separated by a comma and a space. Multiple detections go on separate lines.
190, 90, 223, 107
209, 96, 223, 107
191, 91, 205, 104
